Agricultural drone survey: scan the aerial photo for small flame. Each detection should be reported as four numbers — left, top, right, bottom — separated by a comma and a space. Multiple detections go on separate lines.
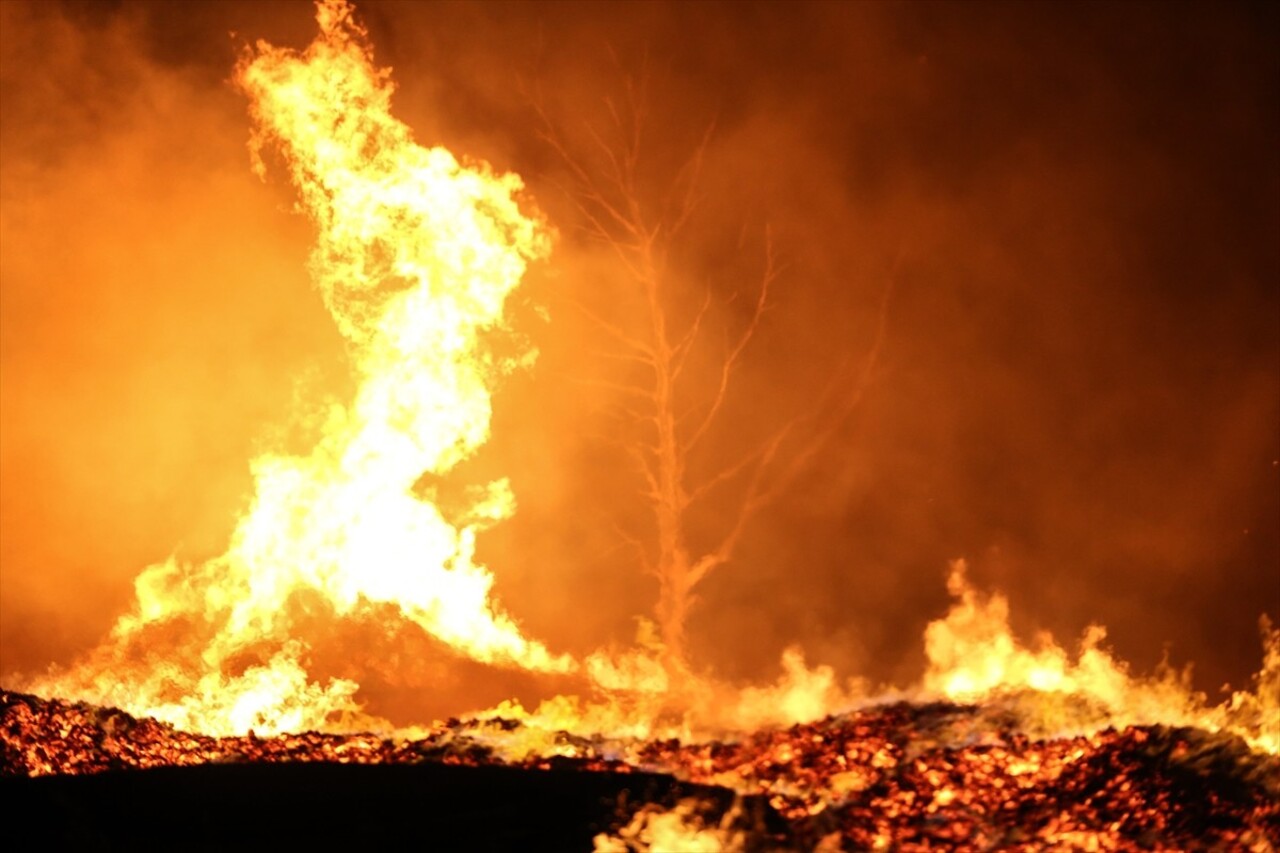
924, 560, 1279, 753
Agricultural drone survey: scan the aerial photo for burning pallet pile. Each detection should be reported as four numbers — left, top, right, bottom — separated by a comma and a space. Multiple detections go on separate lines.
4, 688, 1276, 850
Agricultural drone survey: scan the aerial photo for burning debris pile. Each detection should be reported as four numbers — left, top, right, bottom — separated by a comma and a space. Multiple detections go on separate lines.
4, 688, 1277, 850
3, 2, 1278, 850
635, 702, 1280, 850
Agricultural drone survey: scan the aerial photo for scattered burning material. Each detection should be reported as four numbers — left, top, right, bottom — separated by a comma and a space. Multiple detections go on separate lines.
4, 688, 1277, 850
634, 702, 1280, 850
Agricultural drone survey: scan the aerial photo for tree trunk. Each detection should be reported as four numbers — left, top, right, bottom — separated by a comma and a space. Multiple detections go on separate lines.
644, 249, 696, 684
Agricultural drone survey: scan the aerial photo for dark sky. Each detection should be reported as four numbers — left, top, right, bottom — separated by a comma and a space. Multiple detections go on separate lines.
2, 0, 1277, 708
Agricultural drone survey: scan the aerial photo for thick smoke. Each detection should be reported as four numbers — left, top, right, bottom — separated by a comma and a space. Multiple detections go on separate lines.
2, 0, 1276, 716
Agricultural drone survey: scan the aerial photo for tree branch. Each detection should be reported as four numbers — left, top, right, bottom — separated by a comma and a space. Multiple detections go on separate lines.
556, 293, 654, 357
627, 443, 661, 502
742, 259, 898, 509
686, 421, 792, 590
611, 520, 653, 574
570, 376, 657, 401
682, 230, 776, 453
669, 285, 714, 381
666, 121, 716, 240
591, 348, 658, 369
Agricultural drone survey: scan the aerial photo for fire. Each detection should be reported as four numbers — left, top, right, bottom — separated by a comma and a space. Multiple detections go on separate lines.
924, 560, 1280, 755
11, 0, 1276, 776
230, 0, 563, 673
23, 0, 567, 736
3, 2, 1277, 847
5, 688, 1277, 849
593, 799, 746, 853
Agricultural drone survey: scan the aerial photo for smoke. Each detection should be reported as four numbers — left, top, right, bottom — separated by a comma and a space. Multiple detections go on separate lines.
0, 1, 342, 675
2, 0, 1276, 717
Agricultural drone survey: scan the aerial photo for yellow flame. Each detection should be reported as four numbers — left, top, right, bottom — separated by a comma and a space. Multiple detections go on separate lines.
924, 560, 1279, 753
593, 798, 745, 853
232, 0, 563, 675
25, 0, 568, 735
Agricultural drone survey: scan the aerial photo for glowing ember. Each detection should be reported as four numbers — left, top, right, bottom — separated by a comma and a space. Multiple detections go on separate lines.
3, 690, 1277, 849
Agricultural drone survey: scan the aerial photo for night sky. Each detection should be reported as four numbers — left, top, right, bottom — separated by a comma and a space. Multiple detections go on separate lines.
2, 1, 1276, 715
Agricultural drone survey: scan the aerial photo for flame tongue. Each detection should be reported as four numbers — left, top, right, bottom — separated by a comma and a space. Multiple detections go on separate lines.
227, 0, 573, 682
230, 0, 561, 673
25, 0, 565, 736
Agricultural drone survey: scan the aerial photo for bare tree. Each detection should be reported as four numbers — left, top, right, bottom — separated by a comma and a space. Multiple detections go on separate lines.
534, 74, 892, 685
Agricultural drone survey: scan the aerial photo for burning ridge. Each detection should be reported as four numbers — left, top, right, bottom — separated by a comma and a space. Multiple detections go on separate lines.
4, 689, 1277, 850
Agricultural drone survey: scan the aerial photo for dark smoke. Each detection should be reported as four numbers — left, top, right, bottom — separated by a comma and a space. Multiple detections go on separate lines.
2, 1, 1276, 714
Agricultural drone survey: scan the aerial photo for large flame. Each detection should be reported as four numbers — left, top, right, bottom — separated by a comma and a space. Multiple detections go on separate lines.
25, 0, 568, 736
231, 0, 564, 673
